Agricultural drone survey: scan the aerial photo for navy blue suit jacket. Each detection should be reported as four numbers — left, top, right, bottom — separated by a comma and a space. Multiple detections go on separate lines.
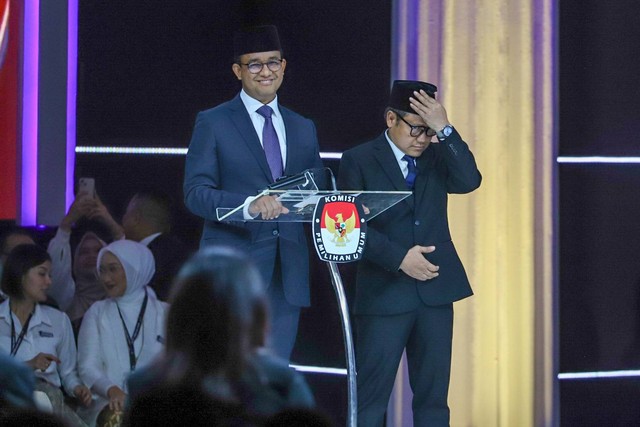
338, 129, 481, 315
183, 94, 323, 306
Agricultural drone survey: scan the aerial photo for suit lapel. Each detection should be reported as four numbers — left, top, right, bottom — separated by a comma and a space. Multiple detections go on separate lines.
280, 107, 298, 176
372, 135, 415, 209
228, 95, 274, 182
414, 144, 436, 207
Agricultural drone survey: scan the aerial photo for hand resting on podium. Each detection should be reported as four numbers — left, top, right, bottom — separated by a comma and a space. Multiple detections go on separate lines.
249, 194, 290, 220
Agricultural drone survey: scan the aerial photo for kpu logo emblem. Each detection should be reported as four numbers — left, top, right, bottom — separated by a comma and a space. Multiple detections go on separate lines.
312, 194, 367, 263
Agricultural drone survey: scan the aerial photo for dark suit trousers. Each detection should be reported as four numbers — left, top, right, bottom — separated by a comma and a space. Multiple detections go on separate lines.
266, 253, 300, 361
356, 303, 454, 427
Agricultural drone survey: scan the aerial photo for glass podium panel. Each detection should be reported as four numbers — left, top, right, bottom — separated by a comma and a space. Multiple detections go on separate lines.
216, 190, 411, 222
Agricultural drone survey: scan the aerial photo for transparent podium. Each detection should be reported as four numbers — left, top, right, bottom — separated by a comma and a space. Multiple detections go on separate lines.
217, 171, 410, 426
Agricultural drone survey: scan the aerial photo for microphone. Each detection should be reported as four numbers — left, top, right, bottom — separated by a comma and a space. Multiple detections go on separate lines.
267, 167, 336, 191
268, 172, 310, 190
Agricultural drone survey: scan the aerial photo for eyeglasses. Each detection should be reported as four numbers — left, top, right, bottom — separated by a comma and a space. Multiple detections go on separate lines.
239, 59, 283, 74
396, 113, 435, 138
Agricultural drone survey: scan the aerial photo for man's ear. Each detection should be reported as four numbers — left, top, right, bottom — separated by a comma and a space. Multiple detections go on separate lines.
385, 110, 398, 128
232, 63, 242, 80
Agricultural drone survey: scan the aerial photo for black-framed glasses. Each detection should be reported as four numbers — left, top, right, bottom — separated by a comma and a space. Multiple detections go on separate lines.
396, 113, 436, 138
239, 59, 283, 74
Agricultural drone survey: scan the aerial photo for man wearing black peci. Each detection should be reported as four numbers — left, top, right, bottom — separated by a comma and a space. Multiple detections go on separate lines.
338, 80, 481, 426
183, 25, 323, 360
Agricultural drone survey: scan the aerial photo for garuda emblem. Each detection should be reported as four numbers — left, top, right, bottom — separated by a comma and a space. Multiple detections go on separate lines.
325, 212, 356, 246
312, 194, 367, 263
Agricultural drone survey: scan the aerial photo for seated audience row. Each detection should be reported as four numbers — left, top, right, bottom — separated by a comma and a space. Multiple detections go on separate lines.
46, 190, 190, 309
126, 246, 316, 424
0, 244, 91, 426
1, 236, 326, 426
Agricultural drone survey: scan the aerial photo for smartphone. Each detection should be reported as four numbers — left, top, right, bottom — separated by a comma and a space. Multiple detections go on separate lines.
78, 177, 95, 198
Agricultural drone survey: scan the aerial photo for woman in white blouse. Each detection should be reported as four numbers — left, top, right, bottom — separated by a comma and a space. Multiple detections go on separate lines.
77, 239, 167, 425
0, 244, 92, 425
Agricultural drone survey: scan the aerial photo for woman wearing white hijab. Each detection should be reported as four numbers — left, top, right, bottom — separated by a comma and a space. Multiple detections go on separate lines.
77, 240, 167, 426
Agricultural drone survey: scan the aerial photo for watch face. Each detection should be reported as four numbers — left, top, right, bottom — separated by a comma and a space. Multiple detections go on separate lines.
443, 126, 453, 136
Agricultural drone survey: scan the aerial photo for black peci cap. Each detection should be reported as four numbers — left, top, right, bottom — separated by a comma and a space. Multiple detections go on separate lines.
233, 25, 282, 58
388, 80, 438, 113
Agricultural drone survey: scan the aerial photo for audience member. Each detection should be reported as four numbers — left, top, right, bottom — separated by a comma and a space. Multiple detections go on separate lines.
0, 227, 36, 302
121, 191, 190, 301
77, 240, 167, 426
0, 244, 92, 426
0, 352, 35, 409
123, 383, 248, 426
126, 246, 315, 424
48, 194, 114, 330
0, 406, 67, 426
66, 233, 106, 329
0, 228, 35, 262
84, 194, 126, 242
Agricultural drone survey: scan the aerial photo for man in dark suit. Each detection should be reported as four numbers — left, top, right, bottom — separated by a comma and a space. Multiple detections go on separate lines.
121, 191, 191, 301
338, 80, 481, 426
183, 25, 323, 360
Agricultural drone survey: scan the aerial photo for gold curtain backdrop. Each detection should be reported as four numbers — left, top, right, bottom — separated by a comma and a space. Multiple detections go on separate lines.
391, 0, 556, 426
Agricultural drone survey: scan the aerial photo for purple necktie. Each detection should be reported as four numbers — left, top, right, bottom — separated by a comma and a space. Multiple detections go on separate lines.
257, 105, 283, 181
402, 155, 417, 189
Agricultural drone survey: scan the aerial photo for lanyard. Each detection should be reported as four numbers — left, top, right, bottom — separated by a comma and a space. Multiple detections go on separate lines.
116, 290, 148, 372
10, 306, 34, 357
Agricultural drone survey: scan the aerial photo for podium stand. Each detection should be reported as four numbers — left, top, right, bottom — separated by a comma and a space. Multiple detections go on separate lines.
217, 189, 411, 426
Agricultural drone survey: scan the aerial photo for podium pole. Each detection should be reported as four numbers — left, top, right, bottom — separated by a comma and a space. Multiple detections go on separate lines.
216, 189, 412, 427
326, 261, 357, 427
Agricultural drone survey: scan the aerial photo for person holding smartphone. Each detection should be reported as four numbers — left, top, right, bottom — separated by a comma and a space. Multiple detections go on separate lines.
46, 182, 123, 330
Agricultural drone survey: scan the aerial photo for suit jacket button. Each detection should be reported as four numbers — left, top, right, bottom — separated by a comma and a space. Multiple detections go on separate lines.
414, 220, 420, 226
272, 229, 279, 236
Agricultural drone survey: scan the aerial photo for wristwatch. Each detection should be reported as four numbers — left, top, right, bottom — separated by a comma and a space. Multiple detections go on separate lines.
436, 125, 454, 141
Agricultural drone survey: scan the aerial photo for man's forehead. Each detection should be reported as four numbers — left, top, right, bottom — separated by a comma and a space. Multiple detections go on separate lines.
240, 51, 282, 62
398, 111, 427, 126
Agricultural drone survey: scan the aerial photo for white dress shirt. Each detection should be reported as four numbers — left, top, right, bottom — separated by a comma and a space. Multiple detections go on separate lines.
0, 300, 83, 395
77, 288, 167, 398
240, 89, 288, 219
385, 129, 412, 179
240, 89, 287, 165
